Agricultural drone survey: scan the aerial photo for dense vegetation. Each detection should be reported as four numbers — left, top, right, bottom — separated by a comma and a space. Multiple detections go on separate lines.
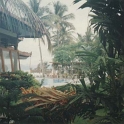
0, 71, 40, 123
1, 0, 124, 124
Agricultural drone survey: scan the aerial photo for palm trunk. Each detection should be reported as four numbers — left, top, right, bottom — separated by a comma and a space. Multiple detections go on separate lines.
57, 30, 59, 47
38, 40, 44, 77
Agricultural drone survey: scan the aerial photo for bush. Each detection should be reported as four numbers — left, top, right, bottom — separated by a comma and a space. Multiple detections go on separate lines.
0, 71, 40, 124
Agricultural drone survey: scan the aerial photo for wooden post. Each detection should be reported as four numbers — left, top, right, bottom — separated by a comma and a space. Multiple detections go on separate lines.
1, 48, 5, 72
38, 40, 44, 77
9, 51, 14, 72
14, 39, 18, 71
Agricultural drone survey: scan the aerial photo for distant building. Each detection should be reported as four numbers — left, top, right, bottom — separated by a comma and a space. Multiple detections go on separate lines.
30, 63, 53, 77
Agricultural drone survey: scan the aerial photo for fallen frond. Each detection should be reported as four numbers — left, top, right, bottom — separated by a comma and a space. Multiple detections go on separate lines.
20, 86, 76, 111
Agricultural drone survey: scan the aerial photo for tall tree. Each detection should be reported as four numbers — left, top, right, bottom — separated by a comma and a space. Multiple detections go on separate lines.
50, 1, 75, 47
28, 0, 51, 77
52, 27, 75, 47
29, 0, 54, 29
52, 1, 75, 29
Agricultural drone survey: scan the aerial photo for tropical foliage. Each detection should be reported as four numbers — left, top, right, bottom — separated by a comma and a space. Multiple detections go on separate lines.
72, 0, 124, 123
53, 42, 82, 78
20, 84, 83, 124
49, 1, 75, 47
28, 0, 53, 29
0, 71, 40, 124
1, 0, 124, 124
53, 44, 76, 65
74, 0, 124, 57
75, 40, 124, 124
52, 31, 124, 124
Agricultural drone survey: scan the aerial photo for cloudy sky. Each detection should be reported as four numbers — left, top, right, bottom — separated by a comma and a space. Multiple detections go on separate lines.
19, 0, 89, 70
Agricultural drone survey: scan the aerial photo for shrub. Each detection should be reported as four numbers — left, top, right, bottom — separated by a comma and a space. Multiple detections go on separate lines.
0, 71, 40, 124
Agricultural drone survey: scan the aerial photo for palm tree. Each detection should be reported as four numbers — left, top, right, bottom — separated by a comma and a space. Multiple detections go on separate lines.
53, 1, 75, 28
50, 1, 75, 47
28, 0, 51, 77
74, 0, 124, 57
29, 0, 54, 29
78, 27, 94, 43
52, 27, 75, 47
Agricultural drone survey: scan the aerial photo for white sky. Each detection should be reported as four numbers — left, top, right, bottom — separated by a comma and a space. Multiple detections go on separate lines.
19, 0, 89, 70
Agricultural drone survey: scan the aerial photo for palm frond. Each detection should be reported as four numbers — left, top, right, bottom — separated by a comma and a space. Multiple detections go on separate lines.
53, 1, 68, 17
73, 0, 82, 4
29, 0, 42, 14
62, 21, 75, 30
21, 86, 76, 111
62, 13, 75, 20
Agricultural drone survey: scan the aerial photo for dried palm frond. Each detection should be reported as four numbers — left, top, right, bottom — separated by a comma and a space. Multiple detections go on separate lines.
20, 86, 76, 111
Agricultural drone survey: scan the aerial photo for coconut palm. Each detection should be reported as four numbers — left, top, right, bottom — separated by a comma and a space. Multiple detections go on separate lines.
52, 1, 75, 29
50, 1, 75, 47
52, 27, 75, 47
74, 0, 124, 57
78, 27, 95, 43
28, 0, 54, 29
28, 0, 52, 77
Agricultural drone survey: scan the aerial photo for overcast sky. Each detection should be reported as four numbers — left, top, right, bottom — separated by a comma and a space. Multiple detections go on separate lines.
19, 0, 89, 71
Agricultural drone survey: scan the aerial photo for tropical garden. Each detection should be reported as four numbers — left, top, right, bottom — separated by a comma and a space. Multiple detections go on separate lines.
0, 0, 124, 124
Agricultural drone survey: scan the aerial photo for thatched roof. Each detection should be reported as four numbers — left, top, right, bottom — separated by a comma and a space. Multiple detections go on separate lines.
0, 0, 49, 39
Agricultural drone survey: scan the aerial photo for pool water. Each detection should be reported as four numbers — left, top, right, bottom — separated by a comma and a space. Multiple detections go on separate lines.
36, 78, 73, 87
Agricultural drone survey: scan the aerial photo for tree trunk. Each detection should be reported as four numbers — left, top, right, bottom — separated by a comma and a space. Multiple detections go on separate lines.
38, 40, 44, 77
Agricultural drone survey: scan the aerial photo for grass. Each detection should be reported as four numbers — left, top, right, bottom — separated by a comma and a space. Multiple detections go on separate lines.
74, 117, 92, 124
74, 109, 106, 124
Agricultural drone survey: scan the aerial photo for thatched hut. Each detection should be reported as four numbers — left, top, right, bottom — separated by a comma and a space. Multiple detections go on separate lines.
0, 0, 50, 72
